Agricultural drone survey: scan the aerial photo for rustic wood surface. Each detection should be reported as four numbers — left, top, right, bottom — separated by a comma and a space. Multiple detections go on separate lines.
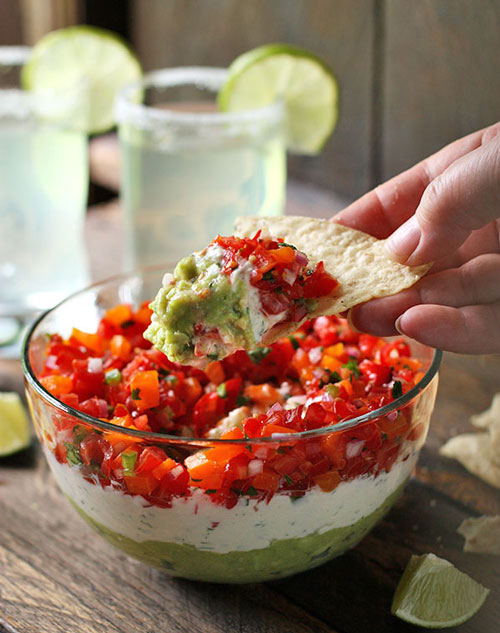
1, 182, 500, 632
381, 0, 500, 180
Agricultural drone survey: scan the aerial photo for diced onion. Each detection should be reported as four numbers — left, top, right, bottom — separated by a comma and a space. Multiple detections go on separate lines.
88, 357, 103, 373
248, 459, 264, 476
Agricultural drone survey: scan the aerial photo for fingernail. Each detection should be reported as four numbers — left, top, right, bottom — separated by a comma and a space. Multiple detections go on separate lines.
385, 216, 421, 263
394, 315, 405, 335
346, 308, 362, 333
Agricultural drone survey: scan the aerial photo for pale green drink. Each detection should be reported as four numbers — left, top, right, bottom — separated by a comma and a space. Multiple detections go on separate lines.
0, 47, 89, 325
116, 68, 286, 268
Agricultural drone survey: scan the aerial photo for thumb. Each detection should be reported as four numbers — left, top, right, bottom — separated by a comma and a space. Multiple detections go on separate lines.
385, 135, 500, 265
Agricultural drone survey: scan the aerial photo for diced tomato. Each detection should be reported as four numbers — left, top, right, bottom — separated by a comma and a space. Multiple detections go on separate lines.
135, 446, 166, 473
302, 262, 339, 298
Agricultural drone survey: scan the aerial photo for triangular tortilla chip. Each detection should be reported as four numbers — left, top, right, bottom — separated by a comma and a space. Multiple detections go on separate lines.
457, 516, 500, 554
235, 215, 430, 343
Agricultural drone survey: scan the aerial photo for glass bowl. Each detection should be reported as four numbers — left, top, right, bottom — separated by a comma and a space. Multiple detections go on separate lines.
22, 267, 441, 584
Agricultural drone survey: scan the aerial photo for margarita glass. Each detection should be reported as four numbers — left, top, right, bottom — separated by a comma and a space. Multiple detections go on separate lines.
0, 46, 89, 354
115, 67, 286, 269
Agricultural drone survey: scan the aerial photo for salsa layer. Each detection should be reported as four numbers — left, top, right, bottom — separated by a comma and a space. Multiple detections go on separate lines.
38, 303, 425, 509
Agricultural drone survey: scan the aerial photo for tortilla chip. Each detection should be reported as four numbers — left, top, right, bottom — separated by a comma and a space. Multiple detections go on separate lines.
440, 433, 500, 490
440, 394, 500, 490
471, 393, 500, 430
457, 515, 500, 554
235, 215, 430, 343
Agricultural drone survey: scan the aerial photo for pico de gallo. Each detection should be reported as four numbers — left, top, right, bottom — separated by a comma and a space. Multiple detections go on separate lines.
38, 302, 426, 510
144, 233, 339, 365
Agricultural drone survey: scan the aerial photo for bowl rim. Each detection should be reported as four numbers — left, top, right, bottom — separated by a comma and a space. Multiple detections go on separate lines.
22, 268, 443, 446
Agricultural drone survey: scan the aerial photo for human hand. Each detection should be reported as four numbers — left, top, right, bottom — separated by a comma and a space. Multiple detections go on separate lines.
334, 123, 500, 354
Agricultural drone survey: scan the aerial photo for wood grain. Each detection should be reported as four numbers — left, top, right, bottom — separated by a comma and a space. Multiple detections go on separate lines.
130, 0, 375, 200
381, 0, 500, 179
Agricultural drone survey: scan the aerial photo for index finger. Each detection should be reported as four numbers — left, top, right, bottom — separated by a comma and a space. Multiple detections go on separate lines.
333, 124, 496, 238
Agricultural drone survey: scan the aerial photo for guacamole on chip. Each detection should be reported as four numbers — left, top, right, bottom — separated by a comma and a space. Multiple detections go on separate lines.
145, 216, 430, 365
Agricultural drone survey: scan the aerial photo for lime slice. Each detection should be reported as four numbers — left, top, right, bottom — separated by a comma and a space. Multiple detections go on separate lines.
391, 553, 490, 628
218, 43, 339, 155
0, 392, 31, 457
0, 317, 21, 347
21, 25, 142, 134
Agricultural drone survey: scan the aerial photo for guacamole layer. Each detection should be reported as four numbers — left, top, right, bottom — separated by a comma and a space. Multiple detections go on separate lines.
70, 481, 406, 584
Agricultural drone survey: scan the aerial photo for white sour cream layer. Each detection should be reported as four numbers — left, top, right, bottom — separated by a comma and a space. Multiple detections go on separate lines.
47, 450, 416, 553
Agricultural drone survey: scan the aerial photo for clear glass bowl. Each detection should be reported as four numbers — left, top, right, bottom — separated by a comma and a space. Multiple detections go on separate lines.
22, 268, 441, 583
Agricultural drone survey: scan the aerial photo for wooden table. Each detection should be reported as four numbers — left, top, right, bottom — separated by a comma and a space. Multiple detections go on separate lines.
1, 187, 499, 633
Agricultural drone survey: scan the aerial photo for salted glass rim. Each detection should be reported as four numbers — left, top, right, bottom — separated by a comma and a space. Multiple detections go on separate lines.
22, 267, 442, 446
114, 66, 284, 128
0, 46, 31, 67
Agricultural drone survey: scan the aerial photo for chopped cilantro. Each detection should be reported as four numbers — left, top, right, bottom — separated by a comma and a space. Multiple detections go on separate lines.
392, 380, 403, 399
278, 242, 297, 250
343, 358, 360, 379
236, 394, 250, 407
158, 368, 169, 377
284, 474, 294, 485
64, 442, 82, 466
248, 347, 271, 364
381, 433, 388, 441
120, 319, 135, 329
216, 383, 227, 398
246, 486, 259, 496
288, 335, 300, 350
262, 270, 275, 281
326, 369, 342, 383
206, 352, 219, 361
165, 375, 178, 385
205, 489, 217, 495
72, 425, 89, 444
131, 387, 141, 400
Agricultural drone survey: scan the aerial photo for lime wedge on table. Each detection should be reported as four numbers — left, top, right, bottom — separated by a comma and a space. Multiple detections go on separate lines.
218, 43, 339, 155
391, 553, 490, 628
21, 25, 142, 134
0, 392, 31, 457
0, 317, 21, 348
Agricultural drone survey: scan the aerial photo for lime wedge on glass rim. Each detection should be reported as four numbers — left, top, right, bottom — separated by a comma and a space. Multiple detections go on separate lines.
21, 25, 142, 135
391, 553, 490, 628
0, 392, 31, 457
217, 43, 339, 155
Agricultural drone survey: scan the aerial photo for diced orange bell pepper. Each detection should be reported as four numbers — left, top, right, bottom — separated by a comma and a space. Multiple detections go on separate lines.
271, 246, 296, 264
123, 473, 157, 495
182, 377, 203, 407
244, 383, 284, 408
151, 457, 177, 481
129, 370, 160, 411
313, 470, 342, 492
40, 375, 73, 397
205, 361, 225, 385
261, 424, 297, 437
320, 355, 343, 373
110, 334, 132, 362
70, 328, 104, 354
134, 302, 153, 325
105, 304, 133, 327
